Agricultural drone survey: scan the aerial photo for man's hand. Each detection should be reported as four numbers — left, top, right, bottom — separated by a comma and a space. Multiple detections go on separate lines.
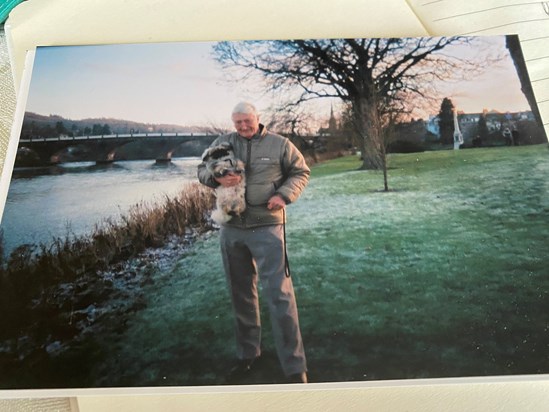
267, 195, 286, 210
215, 173, 242, 187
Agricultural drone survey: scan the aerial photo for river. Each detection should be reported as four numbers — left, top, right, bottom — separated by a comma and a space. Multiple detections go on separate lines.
0, 158, 202, 255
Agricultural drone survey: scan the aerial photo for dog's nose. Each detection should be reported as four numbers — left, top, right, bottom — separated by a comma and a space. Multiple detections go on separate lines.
214, 169, 229, 178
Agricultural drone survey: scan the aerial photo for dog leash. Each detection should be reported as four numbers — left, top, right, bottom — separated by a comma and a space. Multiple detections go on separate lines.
283, 208, 291, 278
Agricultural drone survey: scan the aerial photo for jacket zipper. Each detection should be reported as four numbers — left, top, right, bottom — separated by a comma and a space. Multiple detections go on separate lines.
246, 138, 252, 173
243, 138, 253, 226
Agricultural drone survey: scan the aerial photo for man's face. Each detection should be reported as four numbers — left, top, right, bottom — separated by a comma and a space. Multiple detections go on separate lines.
232, 112, 260, 139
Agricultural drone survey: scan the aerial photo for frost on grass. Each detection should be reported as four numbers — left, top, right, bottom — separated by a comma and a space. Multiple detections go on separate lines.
90, 146, 549, 385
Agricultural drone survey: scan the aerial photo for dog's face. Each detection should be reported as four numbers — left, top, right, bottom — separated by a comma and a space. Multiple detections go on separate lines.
202, 142, 244, 178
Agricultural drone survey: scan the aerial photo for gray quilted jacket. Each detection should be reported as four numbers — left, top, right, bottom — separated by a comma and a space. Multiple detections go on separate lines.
197, 124, 310, 228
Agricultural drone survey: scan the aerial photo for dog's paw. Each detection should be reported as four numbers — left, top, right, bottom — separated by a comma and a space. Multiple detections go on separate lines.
212, 209, 232, 225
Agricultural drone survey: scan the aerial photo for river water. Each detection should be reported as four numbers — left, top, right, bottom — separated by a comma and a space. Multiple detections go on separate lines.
0, 158, 202, 255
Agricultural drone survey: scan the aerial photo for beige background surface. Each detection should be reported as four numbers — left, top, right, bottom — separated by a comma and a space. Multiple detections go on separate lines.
1, 0, 548, 410
0, 28, 15, 173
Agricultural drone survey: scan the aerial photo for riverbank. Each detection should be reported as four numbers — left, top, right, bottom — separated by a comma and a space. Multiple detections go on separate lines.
0, 182, 215, 388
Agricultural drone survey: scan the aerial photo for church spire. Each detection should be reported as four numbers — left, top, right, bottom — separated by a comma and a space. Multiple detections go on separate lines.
329, 104, 337, 132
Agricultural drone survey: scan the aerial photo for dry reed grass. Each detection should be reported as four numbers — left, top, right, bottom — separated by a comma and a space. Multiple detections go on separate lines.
0, 182, 215, 340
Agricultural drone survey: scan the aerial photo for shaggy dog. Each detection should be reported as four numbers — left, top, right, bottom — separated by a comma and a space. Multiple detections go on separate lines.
201, 142, 246, 224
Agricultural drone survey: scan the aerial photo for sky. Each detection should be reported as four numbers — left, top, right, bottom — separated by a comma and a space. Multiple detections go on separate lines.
24, 36, 530, 128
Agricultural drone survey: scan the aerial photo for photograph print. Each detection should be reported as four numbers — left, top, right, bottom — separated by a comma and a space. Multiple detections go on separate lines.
0, 35, 547, 389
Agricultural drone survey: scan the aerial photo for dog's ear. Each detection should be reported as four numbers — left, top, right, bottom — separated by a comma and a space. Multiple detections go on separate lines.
201, 147, 213, 162
220, 141, 233, 151
202, 142, 233, 162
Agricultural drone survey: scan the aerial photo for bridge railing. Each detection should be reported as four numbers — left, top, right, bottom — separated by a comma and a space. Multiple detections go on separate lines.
19, 132, 217, 143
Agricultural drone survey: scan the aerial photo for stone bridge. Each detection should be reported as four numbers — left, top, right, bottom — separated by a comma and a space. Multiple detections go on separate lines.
17, 132, 218, 166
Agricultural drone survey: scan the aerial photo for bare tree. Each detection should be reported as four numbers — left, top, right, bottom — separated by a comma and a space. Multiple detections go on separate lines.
264, 106, 316, 137
264, 107, 320, 163
204, 122, 232, 135
358, 85, 399, 191
213, 37, 488, 169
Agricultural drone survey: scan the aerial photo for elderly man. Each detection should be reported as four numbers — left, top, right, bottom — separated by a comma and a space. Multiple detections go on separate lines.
197, 102, 310, 384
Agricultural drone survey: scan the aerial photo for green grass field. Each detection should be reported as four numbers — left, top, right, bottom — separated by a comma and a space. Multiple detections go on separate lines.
91, 144, 549, 386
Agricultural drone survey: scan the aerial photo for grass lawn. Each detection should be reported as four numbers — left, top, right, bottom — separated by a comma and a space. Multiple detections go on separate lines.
93, 144, 549, 386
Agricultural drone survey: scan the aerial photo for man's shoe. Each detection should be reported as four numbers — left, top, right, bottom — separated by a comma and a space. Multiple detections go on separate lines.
225, 357, 259, 384
287, 372, 308, 383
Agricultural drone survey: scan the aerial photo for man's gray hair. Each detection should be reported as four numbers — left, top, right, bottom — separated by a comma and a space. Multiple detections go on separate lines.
232, 102, 258, 116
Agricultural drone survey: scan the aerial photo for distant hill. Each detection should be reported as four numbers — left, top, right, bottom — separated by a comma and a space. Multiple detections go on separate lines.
20, 112, 225, 139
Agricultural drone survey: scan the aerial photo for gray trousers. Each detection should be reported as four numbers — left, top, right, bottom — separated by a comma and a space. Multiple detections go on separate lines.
219, 224, 307, 376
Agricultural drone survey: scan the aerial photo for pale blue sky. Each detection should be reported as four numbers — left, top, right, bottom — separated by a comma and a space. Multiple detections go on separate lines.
27, 41, 261, 128
25, 37, 529, 128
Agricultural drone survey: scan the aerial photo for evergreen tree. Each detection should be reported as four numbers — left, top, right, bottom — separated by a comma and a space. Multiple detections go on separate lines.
438, 98, 455, 145
55, 121, 67, 136
477, 112, 489, 139
92, 124, 103, 135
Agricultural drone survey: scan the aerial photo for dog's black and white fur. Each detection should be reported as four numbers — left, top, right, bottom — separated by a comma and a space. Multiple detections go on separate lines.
201, 142, 246, 224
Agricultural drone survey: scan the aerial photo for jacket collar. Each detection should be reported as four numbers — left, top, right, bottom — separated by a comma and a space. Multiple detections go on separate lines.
255, 124, 267, 139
